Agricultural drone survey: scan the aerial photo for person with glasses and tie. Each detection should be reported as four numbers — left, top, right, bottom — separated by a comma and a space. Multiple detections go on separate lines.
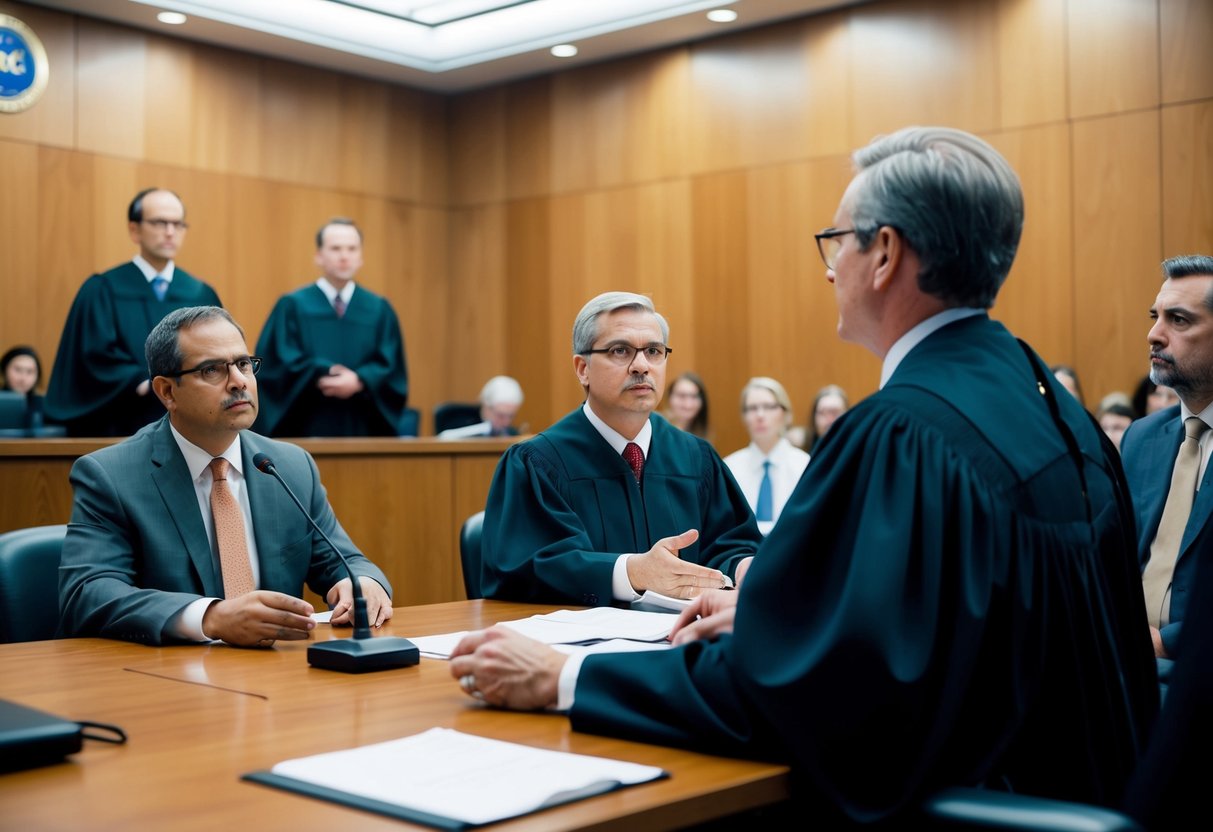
723, 377, 809, 536
59, 306, 393, 647
1120, 254, 1213, 663
479, 291, 762, 605
449, 129, 1156, 823
253, 218, 408, 438
45, 188, 222, 437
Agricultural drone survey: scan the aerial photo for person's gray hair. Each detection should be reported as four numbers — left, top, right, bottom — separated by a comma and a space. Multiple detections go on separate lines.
146, 306, 243, 381
1162, 255, 1213, 310
572, 292, 669, 354
480, 375, 524, 407
849, 126, 1024, 309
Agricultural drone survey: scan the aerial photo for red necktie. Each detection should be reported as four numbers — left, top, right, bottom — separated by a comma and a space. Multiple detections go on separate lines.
623, 442, 645, 484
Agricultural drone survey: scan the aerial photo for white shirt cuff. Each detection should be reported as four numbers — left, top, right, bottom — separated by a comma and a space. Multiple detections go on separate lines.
556, 652, 588, 711
172, 597, 221, 642
611, 553, 641, 602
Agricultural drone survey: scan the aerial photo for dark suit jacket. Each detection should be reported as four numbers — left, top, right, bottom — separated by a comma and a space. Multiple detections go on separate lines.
1120, 404, 1212, 655
58, 417, 391, 644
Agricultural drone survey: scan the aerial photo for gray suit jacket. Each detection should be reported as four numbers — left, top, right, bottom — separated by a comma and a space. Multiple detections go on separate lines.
58, 417, 391, 644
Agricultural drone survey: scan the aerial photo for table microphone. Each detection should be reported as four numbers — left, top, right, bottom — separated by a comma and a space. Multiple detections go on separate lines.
252, 452, 419, 673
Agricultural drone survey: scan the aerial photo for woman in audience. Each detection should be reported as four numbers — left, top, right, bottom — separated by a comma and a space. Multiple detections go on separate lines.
663, 372, 710, 439
1132, 374, 1179, 416
793, 384, 849, 453
1, 345, 47, 433
1096, 392, 1135, 453
1051, 364, 1086, 408
724, 377, 809, 536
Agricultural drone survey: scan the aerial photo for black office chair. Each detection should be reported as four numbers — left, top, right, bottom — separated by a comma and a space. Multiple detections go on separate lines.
460, 511, 485, 600
398, 407, 420, 437
0, 524, 68, 643
434, 402, 481, 435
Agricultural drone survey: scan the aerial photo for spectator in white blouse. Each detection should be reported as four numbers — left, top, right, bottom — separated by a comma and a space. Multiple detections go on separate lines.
723, 377, 810, 535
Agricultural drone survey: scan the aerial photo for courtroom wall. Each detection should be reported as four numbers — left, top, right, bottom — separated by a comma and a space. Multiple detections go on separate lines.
1, 0, 1211, 454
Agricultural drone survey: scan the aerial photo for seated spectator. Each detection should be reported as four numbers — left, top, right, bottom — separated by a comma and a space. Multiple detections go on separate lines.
1132, 374, 1180, 417
662, 372, 710, 439
1, 345, 48, 431
1051, 364, 1086, 408
1096, 392, 1135, 452
724, 377, 809, 536
790, 384, 849, 452
438, 376, 524, 439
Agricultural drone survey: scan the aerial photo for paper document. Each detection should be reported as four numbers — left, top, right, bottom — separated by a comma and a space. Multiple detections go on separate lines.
249, 727, 667, 827
634, 590, 693, 612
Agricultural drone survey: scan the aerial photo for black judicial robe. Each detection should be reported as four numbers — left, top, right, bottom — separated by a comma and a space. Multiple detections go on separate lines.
253, 284, 407, 437
481, 409, 762, 605
45, 263, 222, 437
571, 315, 1158, 822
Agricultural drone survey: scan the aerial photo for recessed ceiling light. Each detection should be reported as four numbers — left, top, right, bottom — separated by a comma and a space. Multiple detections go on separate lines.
550, 44, 578, 58
157, 11, 188, 25
706, 9, 738, 23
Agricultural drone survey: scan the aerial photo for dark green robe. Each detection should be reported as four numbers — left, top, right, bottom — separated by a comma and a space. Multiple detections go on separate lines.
45, 262, 222, 437
253, 284, 407, 437
481, 409, 763, 604
571, 315, 1158, 822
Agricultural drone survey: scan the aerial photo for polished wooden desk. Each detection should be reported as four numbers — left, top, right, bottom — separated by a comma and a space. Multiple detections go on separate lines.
0, 437, 515, 606
0, 601, 790, 830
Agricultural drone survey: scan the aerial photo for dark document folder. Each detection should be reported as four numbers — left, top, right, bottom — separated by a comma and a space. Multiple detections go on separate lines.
0, 699, 83, 773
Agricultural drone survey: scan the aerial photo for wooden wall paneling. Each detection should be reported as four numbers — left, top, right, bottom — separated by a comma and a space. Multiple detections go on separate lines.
449, 86, 505, 207
686, 17, 816, 175
987, 123, 1075, 366
446, 204, 507, 403
386, 85, 448, 206
1071, 111, 1162, 404
223, 175, 278, 336
75, 18, 145, 159
312, 454, 458, 605
846, 0, 1000, 146
504, 76, 553, 201
996, 0, 1067, 128
0, 140, 40, 350
631, 181, 694, 366
1068, 0, 1160, 119
188, 43, 263, 177
504, 197, 553, 434
545, 192, 597, 422
1161, 101, 1213, 257
89, 154, 141, 270
257, 60, 341, 190
0, 1, 76, 148
335, 77, 391, 200
550, 50, 690, 193
0, 459, 73, 532
1160, 0, 1213, 104
143, 35, 195, 168
800, 10, 854, 160
691, 171, 752, 455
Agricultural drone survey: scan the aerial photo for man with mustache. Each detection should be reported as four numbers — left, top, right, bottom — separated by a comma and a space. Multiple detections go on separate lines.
1121, 254, 1213, 660
479, 292, 761, 604
59, 306, 393, 646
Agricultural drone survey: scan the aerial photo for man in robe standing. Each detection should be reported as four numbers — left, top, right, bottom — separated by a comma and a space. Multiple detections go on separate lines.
254, 218, 407, 437
46, 188, 222, 436
449, 127, 1158, 823
479, 291, 762, 605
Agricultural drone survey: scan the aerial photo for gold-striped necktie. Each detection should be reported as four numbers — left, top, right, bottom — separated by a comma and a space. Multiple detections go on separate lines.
210, 458, 255, 599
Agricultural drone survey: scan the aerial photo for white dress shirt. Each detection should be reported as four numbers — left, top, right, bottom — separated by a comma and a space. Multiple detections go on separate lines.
168, 428, 262, 641
723, 438, 810, 536
315, 277, 355, 308
133, 254, 175, 287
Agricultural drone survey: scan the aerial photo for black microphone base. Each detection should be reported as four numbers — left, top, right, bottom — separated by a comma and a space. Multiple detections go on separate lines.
308, 636, 420, 673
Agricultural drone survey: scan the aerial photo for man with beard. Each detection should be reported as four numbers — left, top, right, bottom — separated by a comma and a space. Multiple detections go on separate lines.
478, 292, 762, 605
58, 306, 393, 646
1121, 254, 1213, 660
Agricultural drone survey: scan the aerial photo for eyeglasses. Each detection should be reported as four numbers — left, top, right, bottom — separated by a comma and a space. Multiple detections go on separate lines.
743, 402, 785, 415
163, 356, 261, 385
142, 219, 189, 231
580, 343, 672, 366
814, 228, 856, 270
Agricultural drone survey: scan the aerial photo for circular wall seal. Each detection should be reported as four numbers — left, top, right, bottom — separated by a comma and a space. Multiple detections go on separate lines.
0, 15, 50, 114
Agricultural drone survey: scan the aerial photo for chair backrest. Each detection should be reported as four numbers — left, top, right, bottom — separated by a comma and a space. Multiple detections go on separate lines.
0, 391, 27, 430
434, 402, 481, 435
460, 511, 485, 600
398, 407, 420, 437
0, 525, 68, 643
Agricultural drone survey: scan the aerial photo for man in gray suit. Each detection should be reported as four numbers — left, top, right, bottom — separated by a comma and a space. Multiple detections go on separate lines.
59, 306, 393, 647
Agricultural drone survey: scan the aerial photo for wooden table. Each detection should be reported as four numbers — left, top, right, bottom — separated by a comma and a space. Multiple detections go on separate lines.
0, 601, 790, 830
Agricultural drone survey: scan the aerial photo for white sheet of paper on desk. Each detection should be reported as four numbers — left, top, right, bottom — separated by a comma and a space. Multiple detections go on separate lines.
505, 607, 676, 643
310, 610, 334, 623
635, 590, 693, 611
269, 727, 666, 826
551, 639, 672, 656
407, 631, 469, 658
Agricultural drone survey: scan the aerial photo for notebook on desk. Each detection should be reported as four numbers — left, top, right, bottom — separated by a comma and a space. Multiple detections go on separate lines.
0, 699, 83, 773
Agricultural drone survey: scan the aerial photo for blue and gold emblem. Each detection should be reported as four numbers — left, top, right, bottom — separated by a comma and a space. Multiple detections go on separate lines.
0, 15, 49, 114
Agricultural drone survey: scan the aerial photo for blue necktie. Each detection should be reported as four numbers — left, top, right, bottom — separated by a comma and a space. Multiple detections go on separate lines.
151, 275, 168, 301
755, 460, 773, 522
